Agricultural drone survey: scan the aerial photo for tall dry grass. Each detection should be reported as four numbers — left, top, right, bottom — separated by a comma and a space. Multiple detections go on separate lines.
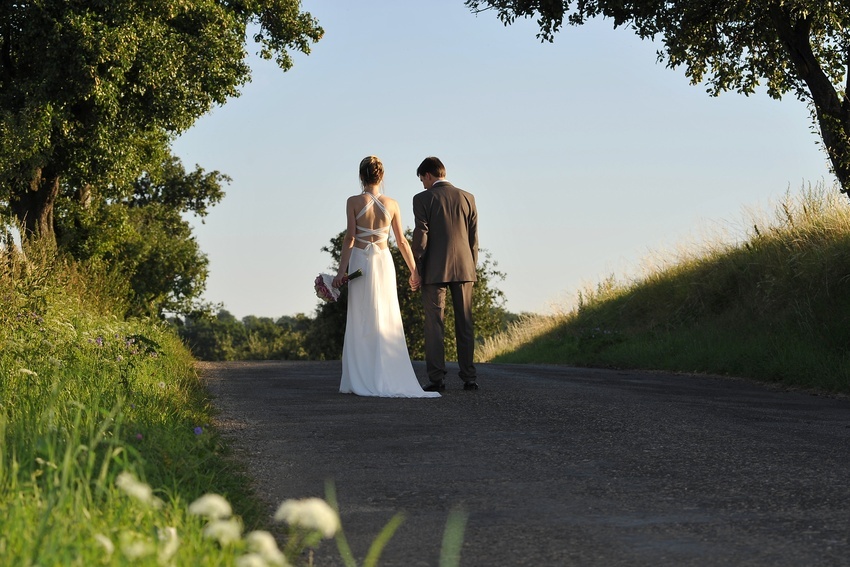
478, 183, 850, 393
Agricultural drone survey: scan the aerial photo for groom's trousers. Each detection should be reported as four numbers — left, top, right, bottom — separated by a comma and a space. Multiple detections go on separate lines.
422, 281, 477, 384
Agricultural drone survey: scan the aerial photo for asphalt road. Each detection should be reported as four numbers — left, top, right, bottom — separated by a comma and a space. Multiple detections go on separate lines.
199, 360, 850, 567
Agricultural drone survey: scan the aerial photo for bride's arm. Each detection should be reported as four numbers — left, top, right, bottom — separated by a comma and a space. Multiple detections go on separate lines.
333, 197, 357, 287
389, 200, 418, 281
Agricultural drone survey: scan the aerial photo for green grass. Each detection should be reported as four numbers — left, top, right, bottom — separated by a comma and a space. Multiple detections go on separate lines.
0, 245, 277, 565
479, 183, 850, 394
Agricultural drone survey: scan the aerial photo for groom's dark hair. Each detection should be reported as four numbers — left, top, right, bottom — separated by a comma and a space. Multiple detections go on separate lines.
416, 156, 446, 179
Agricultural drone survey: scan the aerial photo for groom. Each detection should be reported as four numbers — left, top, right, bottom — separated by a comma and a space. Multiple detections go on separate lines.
411, 156, 479, 392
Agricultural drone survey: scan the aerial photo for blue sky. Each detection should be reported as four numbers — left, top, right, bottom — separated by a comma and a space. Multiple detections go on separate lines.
172, 0, 832, 319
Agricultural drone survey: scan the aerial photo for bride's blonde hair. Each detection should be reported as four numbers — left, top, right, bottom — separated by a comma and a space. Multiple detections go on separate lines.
359, 156, 384, 187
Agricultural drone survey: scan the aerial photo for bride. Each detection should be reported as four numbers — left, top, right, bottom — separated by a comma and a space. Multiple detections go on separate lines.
332, 156, 440, 398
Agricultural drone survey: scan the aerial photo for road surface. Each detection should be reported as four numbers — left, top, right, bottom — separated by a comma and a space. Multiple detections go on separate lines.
199, 360, 850, 566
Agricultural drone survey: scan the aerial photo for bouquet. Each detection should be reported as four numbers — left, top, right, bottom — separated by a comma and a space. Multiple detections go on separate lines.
314, 269, 363, 303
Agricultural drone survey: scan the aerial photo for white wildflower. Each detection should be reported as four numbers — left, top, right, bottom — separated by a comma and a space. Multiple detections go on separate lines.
119, 531, 156, 560
274, 497, 340, 538
188, 493, 232, 520
18, 368, 37, 376
157, 526, 180, 564
245, 530, 289, 566
236, 553, 270, 567
94, 533, 114, 557
116, 471, 163, 509
202, 518, 242, 546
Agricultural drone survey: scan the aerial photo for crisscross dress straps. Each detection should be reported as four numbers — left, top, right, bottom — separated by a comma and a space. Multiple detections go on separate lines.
355, 193, 390, 252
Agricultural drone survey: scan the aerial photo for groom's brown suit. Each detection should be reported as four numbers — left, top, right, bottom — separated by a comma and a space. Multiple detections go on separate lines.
412, 180, 478, 385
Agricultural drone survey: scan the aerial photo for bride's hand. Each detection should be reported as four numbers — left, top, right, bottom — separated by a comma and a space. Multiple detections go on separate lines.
332, 273, 345, 288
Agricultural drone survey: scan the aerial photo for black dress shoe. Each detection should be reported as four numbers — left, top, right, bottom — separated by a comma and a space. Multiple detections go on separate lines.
463, 381, 479, 391
423, 381, 445, 392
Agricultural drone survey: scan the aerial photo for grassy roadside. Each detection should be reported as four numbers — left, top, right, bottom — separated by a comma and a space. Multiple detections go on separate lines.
0, 246, 295, 565
478, 184, 850, 395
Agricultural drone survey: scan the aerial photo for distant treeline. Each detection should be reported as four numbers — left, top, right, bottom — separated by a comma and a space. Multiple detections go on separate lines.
173, 307, 520, 362
173, 231, 519, 361
172, 311, 313, 361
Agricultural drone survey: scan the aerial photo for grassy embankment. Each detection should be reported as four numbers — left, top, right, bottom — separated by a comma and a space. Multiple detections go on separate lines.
479, 184, 850, 395
0, 244, 334, 565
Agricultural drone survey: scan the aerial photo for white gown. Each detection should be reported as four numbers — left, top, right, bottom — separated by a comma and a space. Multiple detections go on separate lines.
339, 194, 440, 398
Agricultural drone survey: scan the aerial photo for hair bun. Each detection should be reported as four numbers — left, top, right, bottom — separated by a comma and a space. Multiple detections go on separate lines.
359, 156, 384, 186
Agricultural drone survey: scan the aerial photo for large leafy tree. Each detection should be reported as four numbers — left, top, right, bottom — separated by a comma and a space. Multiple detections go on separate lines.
466, 0, 850, 194
55, 156, 228, 316
0, 0, 322, 241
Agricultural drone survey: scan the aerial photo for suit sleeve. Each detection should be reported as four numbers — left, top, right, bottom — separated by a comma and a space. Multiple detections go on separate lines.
412, 193, 428, 265
468, 194, 478, 268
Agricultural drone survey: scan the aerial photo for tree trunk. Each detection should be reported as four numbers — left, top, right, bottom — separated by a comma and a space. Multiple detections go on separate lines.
769, 5, 850, 195
9, 167, 60, 244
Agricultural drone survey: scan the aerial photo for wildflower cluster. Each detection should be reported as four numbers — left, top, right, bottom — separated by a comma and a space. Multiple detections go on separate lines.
113, 473, 340, 567
87, 331, 163, 362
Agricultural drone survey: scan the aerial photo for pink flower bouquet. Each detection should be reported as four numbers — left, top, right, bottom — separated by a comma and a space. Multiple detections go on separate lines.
314, 269, 363, 303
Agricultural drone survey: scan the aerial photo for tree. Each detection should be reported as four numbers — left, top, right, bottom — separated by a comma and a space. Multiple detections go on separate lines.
54, 155, 228, 317
0, 0, 322, 242
307, 230, 510, 361
176, 309, 247, 361
175, 309, 309, 360
465, 1, 850, 194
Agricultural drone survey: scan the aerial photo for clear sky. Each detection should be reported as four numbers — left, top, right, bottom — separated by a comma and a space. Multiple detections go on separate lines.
171, 0, 832, 320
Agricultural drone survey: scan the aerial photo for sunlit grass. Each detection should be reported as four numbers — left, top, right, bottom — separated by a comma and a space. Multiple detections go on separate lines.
479, 183, 850, 393
475, 312, 567, 362
0, 245, 289, 565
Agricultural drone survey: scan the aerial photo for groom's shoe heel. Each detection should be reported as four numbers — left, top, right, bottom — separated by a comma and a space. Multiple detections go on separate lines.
424, 381, 445, 392
463, 381, 479, 391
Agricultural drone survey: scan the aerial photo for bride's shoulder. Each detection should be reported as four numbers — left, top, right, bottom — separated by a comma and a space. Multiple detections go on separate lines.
379, 195, 400, 209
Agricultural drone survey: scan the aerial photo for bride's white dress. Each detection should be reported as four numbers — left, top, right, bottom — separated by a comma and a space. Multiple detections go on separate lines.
340, 193, 440, 398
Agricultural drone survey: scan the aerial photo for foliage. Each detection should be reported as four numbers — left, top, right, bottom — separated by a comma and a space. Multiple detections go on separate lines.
0, 245, 265, 564
479, 183, 850, 393
0, 0, 322, 318
306, 230, 510, 361
175, 308, 311, 361
0, 0, 322, 239
465, 0, 850, 194
53, 156, 227, 317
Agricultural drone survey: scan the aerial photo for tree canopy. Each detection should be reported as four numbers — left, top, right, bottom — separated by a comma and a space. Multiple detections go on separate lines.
466, 0, 850, 194
0, 0, 321, 316
0, 0, 322, 240
54, 156, 228, 317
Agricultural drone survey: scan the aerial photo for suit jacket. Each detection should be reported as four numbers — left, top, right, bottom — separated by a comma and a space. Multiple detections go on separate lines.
412, 181, 478, 284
